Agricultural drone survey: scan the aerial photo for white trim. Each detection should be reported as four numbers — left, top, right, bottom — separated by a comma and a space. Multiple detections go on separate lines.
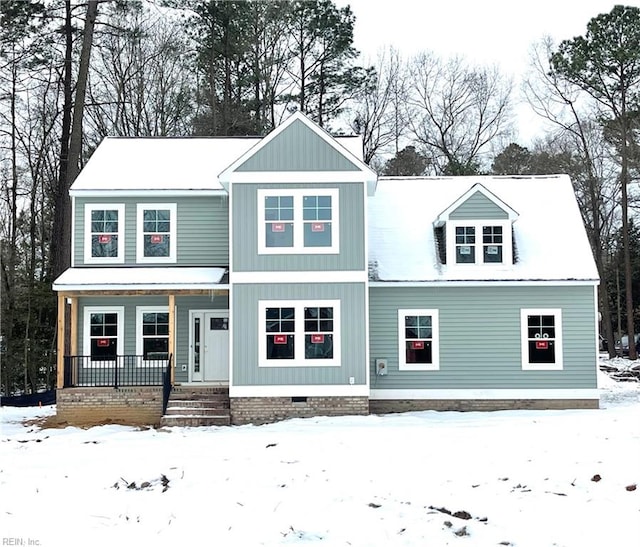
369, 280, 599, 287
435, 183, 519, 223
363, 183, 371, 390
521, 308, 563, 370
258, 299, 341, 368
71, 189, 229, 198
230, 384, 369, 397
136, 203, 177, 263
82, 306, 125, 367
83, 203, 125, 265
232, 271, 367, 284
54, 283, 230, 292
136, 306, 170, 367
398, 309, 440, 371
369, 388, 599, 400
71, 196, 76, 268
257, 188, 340, 255
594, 285, 600, 356
446, 219, 513, 267
224, 171, 373, 184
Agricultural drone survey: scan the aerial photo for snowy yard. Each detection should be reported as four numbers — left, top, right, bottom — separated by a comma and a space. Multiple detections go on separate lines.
1, 360, 638, 547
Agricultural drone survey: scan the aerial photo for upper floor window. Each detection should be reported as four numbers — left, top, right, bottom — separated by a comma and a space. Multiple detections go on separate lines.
258, 189, 339, 254
84, 204, 125, 264
398, 309, 440, 370
448, 221, 510, 265
136, 203, 177, 263
259, 300, 341, 367
521, 309, 563, 370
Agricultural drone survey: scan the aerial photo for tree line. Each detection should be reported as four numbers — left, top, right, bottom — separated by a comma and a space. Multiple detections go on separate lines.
1, 1, 639, 395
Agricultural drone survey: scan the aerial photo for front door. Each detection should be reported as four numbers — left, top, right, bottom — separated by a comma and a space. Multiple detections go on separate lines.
190, 311, 229, 382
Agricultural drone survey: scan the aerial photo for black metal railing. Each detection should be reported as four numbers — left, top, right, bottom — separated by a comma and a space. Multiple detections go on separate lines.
63, 355, 171, 388
162, 356, 173, 414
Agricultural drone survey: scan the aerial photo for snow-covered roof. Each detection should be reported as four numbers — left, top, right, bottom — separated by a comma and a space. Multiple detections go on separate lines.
368, 175, 599, 283
53, 267, 226, 291
70, 133, 366, 194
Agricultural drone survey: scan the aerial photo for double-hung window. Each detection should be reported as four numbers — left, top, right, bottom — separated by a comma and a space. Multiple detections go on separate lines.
259, 300, 340, 367
83, 306, 124, 367
258, 189, 339, 254
449, 221, 510, 265
398, 309, 440, 370
136, 307, 169, 365
84, 204, 125, 264
136, 203, 177, 263
521, 309, 563, 370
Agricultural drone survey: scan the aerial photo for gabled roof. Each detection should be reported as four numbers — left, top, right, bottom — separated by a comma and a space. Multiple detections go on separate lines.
69, 116, 369, 195
434, 183, 519, 226
218, 111, 378, 194
368, 175, 599, 283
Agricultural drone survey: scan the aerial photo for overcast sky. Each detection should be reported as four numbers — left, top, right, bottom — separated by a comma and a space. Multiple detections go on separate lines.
338, 0, 638, 144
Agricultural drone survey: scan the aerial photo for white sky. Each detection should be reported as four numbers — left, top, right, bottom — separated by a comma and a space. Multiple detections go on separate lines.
339, 0, 640, 144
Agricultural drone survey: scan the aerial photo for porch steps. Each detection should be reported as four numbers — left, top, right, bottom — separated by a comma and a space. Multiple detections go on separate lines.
160, 386, 231, 427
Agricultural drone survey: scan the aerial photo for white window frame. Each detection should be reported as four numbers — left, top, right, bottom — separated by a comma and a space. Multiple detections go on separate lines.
258, 299, 341, 367
521, 308, 563, 370
257, 188, 340, 255
136, 306, 170, 367
83, 306, 125, 367
136, 203, 177, 263
446, 220, 512, 266
84, 203, 125, 264
398, 309, 440, 371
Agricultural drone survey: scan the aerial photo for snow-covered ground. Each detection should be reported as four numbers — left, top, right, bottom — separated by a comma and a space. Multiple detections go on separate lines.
1, 359, 638, 547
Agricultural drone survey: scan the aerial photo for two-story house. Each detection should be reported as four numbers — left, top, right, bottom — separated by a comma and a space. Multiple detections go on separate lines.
52, 112, 600, 426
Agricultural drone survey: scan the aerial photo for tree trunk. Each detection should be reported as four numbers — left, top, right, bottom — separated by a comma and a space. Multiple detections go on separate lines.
51, 0, 98, 280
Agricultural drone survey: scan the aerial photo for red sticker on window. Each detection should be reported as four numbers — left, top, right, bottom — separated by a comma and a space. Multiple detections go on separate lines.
536, 341, 549, 349
271, 223, 285, 233
274, 335, 287, 344
311, 334, 325, 343
311, 223, 325, 232
97, 338, 110, 347
98, 234, 111, 244
150, 234, 164, 244
411, 341, 425, 350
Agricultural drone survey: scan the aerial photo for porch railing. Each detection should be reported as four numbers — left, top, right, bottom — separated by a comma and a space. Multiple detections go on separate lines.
63, 355, 172, 388
162, 357, 173, 414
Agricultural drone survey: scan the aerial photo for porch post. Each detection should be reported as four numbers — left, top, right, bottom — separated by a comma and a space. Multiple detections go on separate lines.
168, 293, 176, 384
69, 296, 78, 385
56, 293, 66, 388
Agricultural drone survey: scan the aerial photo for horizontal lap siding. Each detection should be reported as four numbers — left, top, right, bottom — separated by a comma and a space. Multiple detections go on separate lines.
232, 283, 367, 386
369, 285, 597, 390
74, 196, 229, 266
232, 183, 365, 272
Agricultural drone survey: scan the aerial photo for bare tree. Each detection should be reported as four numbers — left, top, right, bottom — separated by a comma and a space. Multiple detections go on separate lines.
407, 52, 513, 175
349, 47, 407, 166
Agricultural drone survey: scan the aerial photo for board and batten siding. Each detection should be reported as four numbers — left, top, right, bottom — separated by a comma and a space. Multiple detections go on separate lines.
232, 283, 367, 386
232, 182, 365, 272
449, 192, 509, 220
74, 196, 229, 266
235, 119, 360, 172
369, 285, 597, 390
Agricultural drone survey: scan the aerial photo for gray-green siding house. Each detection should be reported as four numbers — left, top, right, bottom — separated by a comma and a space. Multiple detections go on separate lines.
52, 112, 600, 426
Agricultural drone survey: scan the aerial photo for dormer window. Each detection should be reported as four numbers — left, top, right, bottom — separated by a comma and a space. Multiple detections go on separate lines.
435, 184, 518, 268
451, 222, 510, 265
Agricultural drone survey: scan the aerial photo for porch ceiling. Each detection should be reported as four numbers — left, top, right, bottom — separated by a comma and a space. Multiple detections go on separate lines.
53, 266, 227, 292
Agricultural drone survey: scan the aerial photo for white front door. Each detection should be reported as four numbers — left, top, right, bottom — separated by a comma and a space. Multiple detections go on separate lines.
190, 311, 229, 382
